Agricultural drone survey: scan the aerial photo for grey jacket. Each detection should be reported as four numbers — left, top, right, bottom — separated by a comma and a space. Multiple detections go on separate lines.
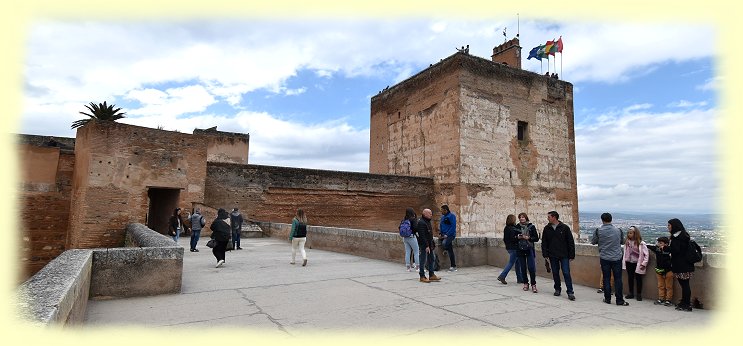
591, 223, 625, 261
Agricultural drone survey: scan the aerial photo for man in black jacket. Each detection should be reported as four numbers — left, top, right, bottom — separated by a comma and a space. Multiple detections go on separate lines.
416, 208, 440, 283
541, 211, 576, 300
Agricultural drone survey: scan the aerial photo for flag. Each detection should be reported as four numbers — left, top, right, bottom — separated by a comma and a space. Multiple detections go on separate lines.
527, 45, 543, 60
547, 39, 558, 56
556, 36, 564, 53
538, 44, 548, 59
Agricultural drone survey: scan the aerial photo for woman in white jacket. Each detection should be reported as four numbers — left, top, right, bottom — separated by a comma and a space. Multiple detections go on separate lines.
622, 226, 649, 301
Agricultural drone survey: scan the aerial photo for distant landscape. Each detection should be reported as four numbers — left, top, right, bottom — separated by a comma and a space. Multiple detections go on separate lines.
576, 211, 724, 253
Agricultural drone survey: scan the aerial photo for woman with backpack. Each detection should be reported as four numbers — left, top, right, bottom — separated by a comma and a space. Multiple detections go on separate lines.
517, 212, 540, 293
400, 207, 420, 272
289, 208, 309, 266
668, 218, 695, 311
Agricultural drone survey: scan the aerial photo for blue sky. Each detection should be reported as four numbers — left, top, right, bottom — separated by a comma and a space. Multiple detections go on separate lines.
18, 18, 719, 214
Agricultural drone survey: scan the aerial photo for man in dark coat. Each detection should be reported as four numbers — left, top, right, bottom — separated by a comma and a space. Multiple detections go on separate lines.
416, 208, 440, 283
541, 211, 576, 301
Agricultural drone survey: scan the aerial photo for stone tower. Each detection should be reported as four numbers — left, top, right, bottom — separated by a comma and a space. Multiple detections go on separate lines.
369, 50, 578, 237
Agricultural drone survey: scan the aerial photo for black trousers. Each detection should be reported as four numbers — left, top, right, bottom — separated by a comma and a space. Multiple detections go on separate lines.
678, 278, 692, 307
625, 261, 644, 296
212, 240, 228, 262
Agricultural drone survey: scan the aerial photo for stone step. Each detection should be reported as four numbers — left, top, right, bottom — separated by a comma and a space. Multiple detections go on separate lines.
240, 223, 264, 238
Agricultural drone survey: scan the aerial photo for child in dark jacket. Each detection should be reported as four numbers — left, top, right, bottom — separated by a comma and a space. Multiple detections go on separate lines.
647, 236, 673, 306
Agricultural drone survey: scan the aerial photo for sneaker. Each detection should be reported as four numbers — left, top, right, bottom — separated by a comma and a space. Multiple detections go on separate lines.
531, 284, 538, 293
568, 294, 576, 301
625, 294, 635, 299
654, 299, 664, 305
216, 260, 224, 268
406, 266, 412, 272
193, 249, 199, 252
497, 276, 507, 285
190, 249, 195, 252
302, 259, 307, 267
596, 288, 603, 294
636, 296, 643, 301
675, 305, 692, 312
290, 261, 295, 265
429, 274, 441, 281
663, 300, 673, 306
603, 298, 611, 304
419, 277, 430, 283
617, 301, 629, 306
449, 267, 457, 272
523, 284, 529, 291
237, 247, 243, 250
553, 291, 561, 296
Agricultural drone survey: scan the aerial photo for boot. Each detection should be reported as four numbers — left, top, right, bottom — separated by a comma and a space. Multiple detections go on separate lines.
419, 277, 430, 283
429, 274, 441, 281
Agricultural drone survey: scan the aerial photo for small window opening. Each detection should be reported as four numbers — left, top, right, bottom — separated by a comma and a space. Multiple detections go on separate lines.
517, 121, 528, 141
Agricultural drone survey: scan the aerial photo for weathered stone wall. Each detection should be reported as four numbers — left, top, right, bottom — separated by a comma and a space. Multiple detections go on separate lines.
67, 121, 208, 249
18, 143, 74, 281
370, 52, 578, 236
205, 163, 435, 232
194, 128, 250, 164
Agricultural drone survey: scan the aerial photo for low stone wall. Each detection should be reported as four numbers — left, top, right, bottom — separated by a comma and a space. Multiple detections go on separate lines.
90, 223, 183, 299
257, 221, 721, 309
16, 249, 93, 326
16, 223, 184, 325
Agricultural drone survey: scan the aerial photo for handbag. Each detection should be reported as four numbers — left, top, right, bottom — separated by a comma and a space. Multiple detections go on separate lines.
226, 240, 234, 251
206, 239, 216, 248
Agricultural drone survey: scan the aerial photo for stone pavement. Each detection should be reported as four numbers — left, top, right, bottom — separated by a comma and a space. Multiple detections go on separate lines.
84, 237, 711, 338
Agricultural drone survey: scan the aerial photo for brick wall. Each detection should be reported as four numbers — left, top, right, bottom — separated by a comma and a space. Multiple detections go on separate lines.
205, 163, 435, 232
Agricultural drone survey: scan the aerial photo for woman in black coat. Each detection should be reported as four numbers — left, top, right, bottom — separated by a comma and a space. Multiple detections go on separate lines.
668, 218, 695, 311
210, 208, 232, 268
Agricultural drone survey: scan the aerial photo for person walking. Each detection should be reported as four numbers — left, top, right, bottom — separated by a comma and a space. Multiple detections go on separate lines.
289, 208, 309, 266
541, 211, 576, 301
497, 214, 524, 285
591, 212, 628, 306
168, 207, 183, 243
439, 204, 457, 272
517, 212, 540, 293
230, 208, 244, 250
209, 208, 231, 268
668, 218, 695, 311
623, 226, 649, 301
400, 207, 420, 272
416, 208, 440, 283
189, 208, 206, 252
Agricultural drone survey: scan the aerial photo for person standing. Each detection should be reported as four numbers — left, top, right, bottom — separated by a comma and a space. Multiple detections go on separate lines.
439, 204, 457, 272
623, 226, 649, 301
541, 211, 576, 301
591, 212, 628, 306
668, 218, 695, 311
189, 208, 205, 252
400, 207, 420, 272
230, 208, 244, 250
517, 212, 540, 293
416, 208, 440, 283
289, 209, 309, 266
497, 214, 523, 285
647, 236, 674, 306
209, 208, 231, 268
168, 207, 183, 243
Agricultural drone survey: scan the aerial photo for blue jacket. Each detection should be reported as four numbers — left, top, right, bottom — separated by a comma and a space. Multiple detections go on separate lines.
440, 212, 457, 238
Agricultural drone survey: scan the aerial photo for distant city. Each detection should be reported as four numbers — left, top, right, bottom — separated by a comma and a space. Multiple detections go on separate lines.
576, 212, 724, 253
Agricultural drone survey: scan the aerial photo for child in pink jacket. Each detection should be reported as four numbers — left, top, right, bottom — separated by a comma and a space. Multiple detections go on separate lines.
623, 226, 649, 301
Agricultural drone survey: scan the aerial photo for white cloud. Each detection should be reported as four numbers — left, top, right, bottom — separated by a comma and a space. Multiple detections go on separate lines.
576, 107, 719, 213
667, 100, 708, 108
696, 76, 722, 91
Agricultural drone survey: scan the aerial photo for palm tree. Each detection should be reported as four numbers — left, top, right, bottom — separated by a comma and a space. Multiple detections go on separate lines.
71, 101, 126, 129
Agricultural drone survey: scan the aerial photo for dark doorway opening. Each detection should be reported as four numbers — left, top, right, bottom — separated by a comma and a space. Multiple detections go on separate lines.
147, 188, 181, 234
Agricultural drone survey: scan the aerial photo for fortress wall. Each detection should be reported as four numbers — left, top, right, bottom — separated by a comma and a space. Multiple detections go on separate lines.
205, 163, 436, 232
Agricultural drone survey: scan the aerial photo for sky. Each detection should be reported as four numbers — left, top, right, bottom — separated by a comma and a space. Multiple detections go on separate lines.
17, 18, 720, 215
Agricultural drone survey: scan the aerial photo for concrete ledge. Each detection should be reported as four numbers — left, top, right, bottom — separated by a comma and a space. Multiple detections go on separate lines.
16, 249, 93, 326
256, 221, 721, 309
90, 223, 183, 299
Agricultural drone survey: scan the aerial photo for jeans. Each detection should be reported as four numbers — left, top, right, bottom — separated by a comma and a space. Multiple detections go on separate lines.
600, 258, 624, 303
172, 227, 181, 243
625, 261, 644, 297
291, 237, 307, 262
499, 249, 524, 283
419, 247, 435, 277
232, 229, 241, 248
190, 230, 201, 250
442, 236, 456, 268
403, 236, 420, 267
518, 249, 536, 285
550, 257, 574, 294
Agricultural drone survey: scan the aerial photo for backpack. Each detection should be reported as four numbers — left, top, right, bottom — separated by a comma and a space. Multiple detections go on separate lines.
295, 223, 307, 238
399, 219, 413, 237
687, 239, 703, 264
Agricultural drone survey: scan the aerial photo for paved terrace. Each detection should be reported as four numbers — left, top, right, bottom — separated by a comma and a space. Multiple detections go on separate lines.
84, 237, 712, 339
